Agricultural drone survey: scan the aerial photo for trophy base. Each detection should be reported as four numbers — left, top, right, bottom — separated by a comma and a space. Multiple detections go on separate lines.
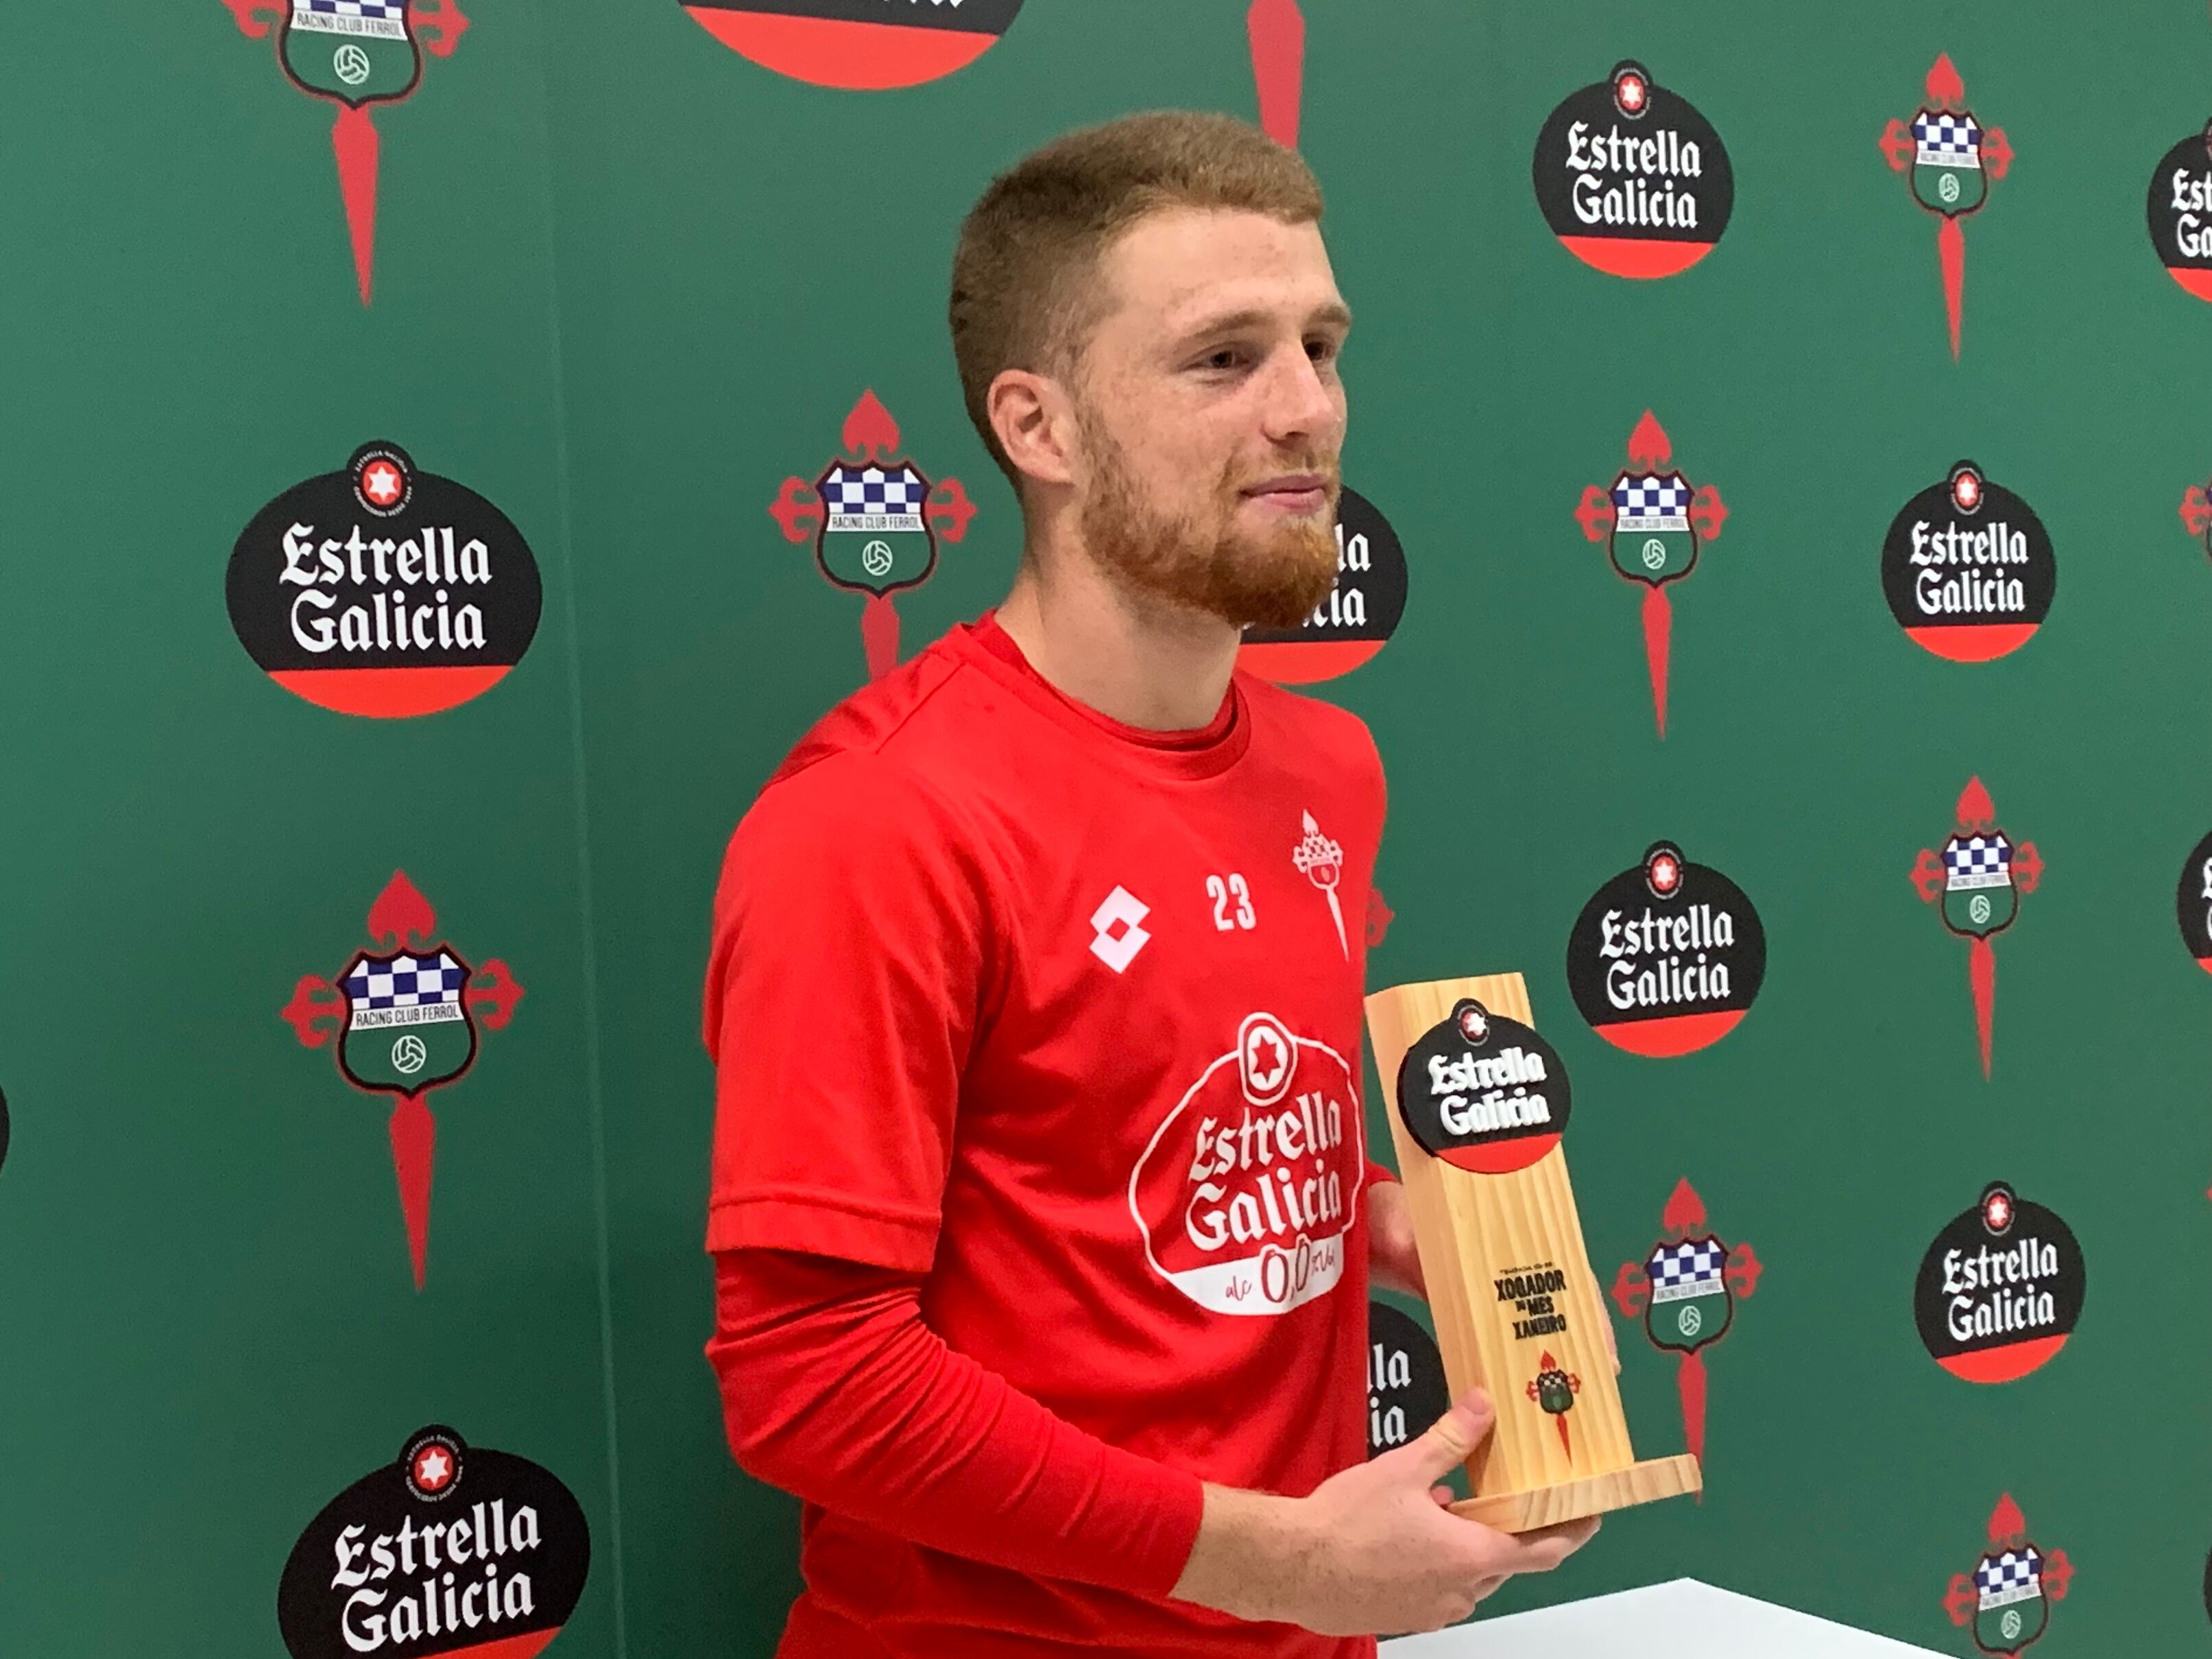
1450, 1454, 1702, 1533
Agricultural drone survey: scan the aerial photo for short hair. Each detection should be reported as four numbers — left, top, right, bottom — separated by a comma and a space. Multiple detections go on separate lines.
950, 110, 1325, 485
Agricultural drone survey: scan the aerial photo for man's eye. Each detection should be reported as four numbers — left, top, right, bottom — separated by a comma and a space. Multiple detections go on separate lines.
1308, 337, 1341, 364
1199, 347, 1245, 371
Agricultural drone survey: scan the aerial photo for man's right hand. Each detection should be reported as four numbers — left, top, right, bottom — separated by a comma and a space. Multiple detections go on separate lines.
1167, 1387, 1601, 1638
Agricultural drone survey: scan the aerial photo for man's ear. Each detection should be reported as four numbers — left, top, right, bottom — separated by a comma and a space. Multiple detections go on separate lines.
987, 368, 1079, 492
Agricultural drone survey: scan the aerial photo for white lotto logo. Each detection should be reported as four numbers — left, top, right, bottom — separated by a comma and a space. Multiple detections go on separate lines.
1127, 1014, 1364, 1317
1089, 885, 1151, 973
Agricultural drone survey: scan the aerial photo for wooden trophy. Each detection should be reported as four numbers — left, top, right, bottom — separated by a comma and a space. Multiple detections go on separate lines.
1364, 971, 1700, 1531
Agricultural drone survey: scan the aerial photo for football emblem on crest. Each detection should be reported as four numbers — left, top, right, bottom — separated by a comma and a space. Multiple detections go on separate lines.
681, 0, 1024, 90
1533, 60, 1733, 277
1943, 1494, 2072, 1655
1611, 1178, 1759, 1466
281, 871, 523, 1287
1573, 410, 1728, 735
222, 0, 472, 303
769, 390, 974, 682
1910, 777, 2042, 1076
1879, 54, 2012, 357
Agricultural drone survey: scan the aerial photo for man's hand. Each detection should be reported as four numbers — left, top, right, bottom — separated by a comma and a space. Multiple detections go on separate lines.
1168, 1387, 1600, 1637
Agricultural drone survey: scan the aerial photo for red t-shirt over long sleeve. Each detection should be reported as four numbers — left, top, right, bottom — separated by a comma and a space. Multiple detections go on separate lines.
704, 609, 1389, 1658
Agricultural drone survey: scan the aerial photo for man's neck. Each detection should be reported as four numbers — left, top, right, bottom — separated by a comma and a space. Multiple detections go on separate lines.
994, 542, 1241, 734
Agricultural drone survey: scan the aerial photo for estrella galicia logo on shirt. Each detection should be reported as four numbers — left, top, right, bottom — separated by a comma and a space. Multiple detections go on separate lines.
1239, 487, 1409, 684
278, 1424, 589, 1659
1943, 1494, 2073, 1656
1394, 998, 1571, 1175
2149, 121, 2212, 300
1365, 1302, 1447, 1459
680, 0, 1023, 90
1914, 1182, 2084, 1385
1532, 60, 1733, 278
2176, 830, 2212, 971
1128, 1012, 1365, 1317
1566, 842, 1765, 1056
221, 0, 471, 305
1879, 55, 2012, 358
282, 870, 525, 1289
1882, 462, 2054, 662
229, 443, 542, 718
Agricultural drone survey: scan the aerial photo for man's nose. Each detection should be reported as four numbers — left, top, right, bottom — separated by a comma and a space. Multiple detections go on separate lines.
1259, 345, 1342, 446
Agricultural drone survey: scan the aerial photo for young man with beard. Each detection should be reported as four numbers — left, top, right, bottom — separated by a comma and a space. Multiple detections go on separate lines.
703, 112, 1600, 1658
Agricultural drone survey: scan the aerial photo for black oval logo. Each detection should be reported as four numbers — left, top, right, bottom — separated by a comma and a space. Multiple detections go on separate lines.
278, 1425, 589, 1659
1532, 60, 1733, 278
1239, 486, 1409, 684
1912, 1182, 2084, 1384
1566, 842, 1765, 1055
1880, 461, 2054, 663
1366, 1302, 1450, 1459
229, 443, 542, 718
2177, 830, 2212, 972
1395, 999, 1571, 1173
2148, 123, 2212, 300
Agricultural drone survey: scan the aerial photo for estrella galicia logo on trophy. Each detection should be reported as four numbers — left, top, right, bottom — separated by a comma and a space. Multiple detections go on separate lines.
769, 390, 976, 683
278, 1425, 589, 1659
229, 443, 542, 717
1393, 998, 1572, 1175
1882, 462, 2055, 662
1611, 1178, 1759, 1466
1365, 1301, 1447, 1459
1943, 1494, 2073, 1656
1914, 1182, 2085, 1384
1127, 1012, 1365, 1317
1910, 777, 2042, 1077
1573, 409, 1728, 735
680, 0, 1024, 89
221, 0, 471, 304
1533, 60, 1733, 278
1566, 842, 1766, 1055
281, 871, 523, 1288
2148, 119, 2212, 300
1879, 54, 2012, 357
1240, 488, 1410, 684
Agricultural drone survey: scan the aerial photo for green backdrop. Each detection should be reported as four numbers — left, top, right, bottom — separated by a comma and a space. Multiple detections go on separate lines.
0, 0, 2206, 1654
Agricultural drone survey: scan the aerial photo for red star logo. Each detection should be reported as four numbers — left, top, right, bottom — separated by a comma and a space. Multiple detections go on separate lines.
1617, 73, 1647, 113
1984, 1191, 2013, 1231
411, 1444, 455, 1494
1458, 1007, 1489, 1044
1650, 853, 1682, 894
1249, 1029, 1287, 1089
361, 459, 405, 508
1952, 470, 1982, 512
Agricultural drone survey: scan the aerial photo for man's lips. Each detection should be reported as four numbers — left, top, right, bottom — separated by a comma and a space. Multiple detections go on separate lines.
1240, 473, 1333, 513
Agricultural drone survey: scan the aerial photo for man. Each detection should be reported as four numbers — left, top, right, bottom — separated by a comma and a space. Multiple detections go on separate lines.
704, 111, 1599, 1658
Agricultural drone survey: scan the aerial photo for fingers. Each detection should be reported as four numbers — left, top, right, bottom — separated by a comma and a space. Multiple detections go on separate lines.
1400, 1387, 1495, 1485
1504, 1516, 1601, 1573
1428, 1483, 1455, 1509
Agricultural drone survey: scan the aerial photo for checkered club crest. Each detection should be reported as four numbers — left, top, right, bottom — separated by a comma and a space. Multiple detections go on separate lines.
1945, 1494, 2071, 1655
1612, 1178, 1760, 1470
281, 870, 524, 1288
224, 0, 472, 305
771, 390, 976, 684
1880, 53, 2012, 357
1912, 777, 2042, 1077
1575, 411, 1727, 737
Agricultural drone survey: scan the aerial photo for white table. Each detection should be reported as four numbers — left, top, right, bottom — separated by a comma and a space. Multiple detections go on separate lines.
1381, 1578, 1951, 1658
